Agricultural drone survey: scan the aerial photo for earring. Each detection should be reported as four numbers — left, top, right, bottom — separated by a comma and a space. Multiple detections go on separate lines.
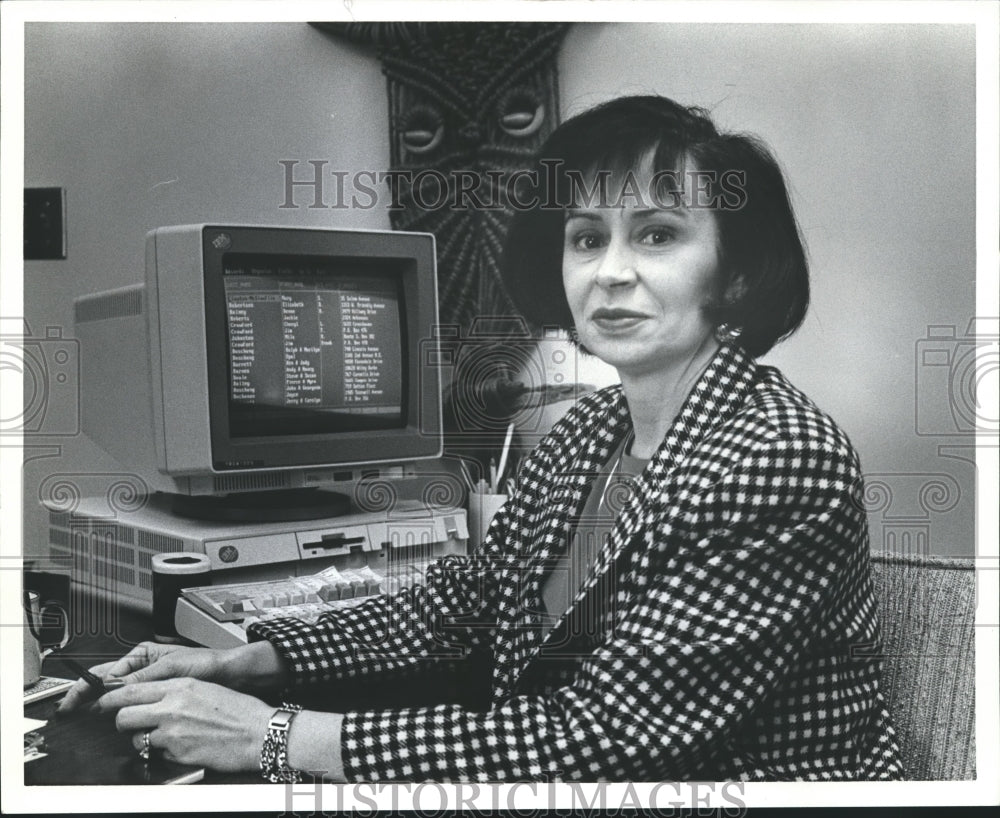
715, 323, 743, 343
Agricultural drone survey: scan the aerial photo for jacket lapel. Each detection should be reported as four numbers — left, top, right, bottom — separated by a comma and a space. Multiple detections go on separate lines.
503, 343, 758, 694
617, 341, 758, 535
490, 388, 628, 695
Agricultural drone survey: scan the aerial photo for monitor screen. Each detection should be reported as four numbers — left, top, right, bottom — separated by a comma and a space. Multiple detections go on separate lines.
222, 254, 405, 437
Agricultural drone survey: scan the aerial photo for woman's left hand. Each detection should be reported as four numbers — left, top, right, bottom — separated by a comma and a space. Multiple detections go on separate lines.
97, 678, 272, 772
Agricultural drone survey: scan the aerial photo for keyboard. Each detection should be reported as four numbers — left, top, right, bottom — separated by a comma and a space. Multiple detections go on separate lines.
175, 562, 428, 648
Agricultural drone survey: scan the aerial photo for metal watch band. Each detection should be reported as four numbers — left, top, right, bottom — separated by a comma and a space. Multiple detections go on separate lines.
260, 702, 303, 783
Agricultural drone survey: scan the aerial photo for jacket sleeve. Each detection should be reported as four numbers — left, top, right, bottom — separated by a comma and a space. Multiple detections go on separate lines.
335, 432, 880, 781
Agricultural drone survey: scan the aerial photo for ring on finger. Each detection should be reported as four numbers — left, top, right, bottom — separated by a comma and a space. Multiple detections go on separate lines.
139, 730, 151, 761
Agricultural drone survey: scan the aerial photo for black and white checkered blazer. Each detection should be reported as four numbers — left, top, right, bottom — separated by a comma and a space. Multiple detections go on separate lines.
249, 342, 904, 781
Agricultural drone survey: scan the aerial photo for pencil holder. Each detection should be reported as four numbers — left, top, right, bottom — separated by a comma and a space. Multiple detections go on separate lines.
468, 492, 507, 548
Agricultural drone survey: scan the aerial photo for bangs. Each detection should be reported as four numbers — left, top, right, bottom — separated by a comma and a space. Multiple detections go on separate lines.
558, 145, 695, 210
542, 110, 705, 209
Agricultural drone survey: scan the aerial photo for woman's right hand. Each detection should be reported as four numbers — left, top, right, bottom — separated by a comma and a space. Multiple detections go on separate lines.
55, 639, 287, 714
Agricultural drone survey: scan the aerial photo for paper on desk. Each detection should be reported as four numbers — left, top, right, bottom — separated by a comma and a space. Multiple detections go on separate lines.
24, 717, 46, 734
24, 718, 48, 763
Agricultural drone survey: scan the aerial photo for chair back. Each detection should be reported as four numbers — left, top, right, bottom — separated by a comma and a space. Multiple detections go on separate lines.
870, 550, 976, 780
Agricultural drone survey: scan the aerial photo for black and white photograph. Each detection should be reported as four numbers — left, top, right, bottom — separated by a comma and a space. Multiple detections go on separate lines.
2, 1, 997, 813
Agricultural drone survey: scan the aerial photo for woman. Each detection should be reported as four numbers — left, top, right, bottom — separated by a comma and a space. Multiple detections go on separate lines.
58, 95, 903, 782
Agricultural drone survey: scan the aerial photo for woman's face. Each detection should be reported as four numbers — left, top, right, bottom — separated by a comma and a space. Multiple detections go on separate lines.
561, 167, 722, 381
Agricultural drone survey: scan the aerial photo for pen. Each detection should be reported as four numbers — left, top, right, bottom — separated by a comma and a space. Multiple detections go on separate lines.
457, 459, 475, 492
59, 655, 125, 696
496, 422, 514, 489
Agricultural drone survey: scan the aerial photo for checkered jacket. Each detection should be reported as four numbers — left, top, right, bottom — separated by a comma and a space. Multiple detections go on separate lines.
249, 343, 903, 782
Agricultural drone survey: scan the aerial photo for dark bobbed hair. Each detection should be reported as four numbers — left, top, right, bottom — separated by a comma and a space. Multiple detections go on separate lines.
500, 95, 809, 358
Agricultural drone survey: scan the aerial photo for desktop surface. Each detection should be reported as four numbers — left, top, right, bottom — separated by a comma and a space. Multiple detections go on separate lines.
24, 697, 215, 785
23, 598, 255, 786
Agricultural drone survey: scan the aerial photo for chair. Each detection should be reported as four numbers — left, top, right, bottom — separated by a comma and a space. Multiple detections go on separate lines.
869, 549, 977, 780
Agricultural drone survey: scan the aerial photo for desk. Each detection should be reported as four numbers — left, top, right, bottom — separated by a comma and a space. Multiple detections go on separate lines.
24, 696, 233, 785
23, 596, 255, 785
24, 587, 491, 785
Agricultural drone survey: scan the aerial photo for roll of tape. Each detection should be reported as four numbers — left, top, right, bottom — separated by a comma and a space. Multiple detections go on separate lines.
152, 553, 213, 574
152, 553, 212, 642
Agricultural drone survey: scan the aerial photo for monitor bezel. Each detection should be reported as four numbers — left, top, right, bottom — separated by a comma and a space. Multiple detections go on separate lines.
199, 225, 441, 472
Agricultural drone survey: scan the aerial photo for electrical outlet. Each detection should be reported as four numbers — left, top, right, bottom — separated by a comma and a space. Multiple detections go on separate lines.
24, 187, 66, 260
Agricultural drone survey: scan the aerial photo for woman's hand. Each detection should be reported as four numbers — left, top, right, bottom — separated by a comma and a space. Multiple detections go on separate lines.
56, 642, 210, 714
99, 678, 273, 773
56, 640, 287, 714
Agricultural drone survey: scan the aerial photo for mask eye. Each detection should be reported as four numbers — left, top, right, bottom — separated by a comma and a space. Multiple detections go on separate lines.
497, 89, 545, 138
400, 105, 444, 155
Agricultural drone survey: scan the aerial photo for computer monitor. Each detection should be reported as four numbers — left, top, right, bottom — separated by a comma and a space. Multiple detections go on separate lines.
74, 224, 442, 520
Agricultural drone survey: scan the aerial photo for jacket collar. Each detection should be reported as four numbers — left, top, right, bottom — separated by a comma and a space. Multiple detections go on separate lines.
622, 339, 758, 508
549, 340, 758, 512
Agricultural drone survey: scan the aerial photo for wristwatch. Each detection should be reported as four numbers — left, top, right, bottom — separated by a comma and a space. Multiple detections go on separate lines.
260, 703, 303, 783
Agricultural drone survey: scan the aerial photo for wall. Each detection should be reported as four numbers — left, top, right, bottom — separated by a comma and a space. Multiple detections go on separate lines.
21, 22, 978, 558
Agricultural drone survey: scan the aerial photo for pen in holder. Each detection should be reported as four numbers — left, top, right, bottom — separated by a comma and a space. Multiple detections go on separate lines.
462, 421, 515, 547
468, 490, 507, 548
